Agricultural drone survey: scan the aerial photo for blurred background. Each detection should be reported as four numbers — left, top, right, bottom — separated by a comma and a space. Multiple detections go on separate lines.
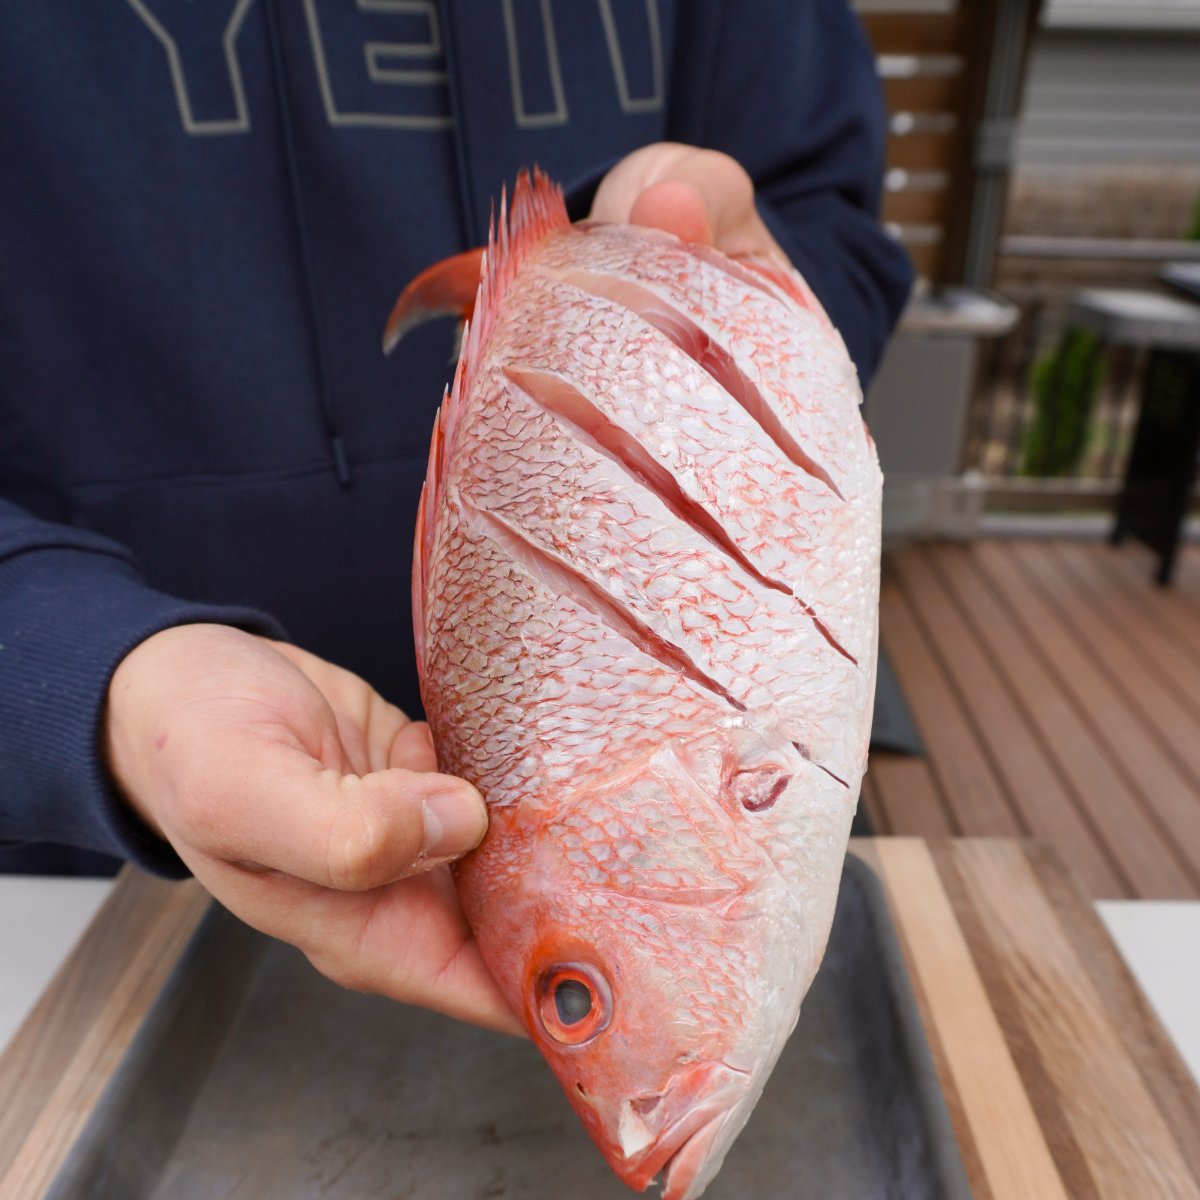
852, 0, 1200, 903
859, 0, 1199, 536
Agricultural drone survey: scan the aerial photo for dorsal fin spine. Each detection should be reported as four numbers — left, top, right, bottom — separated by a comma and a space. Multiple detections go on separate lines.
413, 169, 569, 680
437, 168, 568, 479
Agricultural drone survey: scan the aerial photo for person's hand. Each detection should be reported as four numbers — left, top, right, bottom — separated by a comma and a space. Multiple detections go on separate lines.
590, 143, 789, 267
104, 623, 523, 1036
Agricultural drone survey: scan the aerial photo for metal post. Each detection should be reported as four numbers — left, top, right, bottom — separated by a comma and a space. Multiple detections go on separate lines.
963, 0, 1039, 289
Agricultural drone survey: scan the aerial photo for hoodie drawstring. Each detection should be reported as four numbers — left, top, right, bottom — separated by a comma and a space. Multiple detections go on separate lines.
263, 0, 352, 488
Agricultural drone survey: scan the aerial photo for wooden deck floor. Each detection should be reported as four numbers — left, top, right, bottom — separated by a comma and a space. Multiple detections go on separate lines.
863, 537, 1200, 900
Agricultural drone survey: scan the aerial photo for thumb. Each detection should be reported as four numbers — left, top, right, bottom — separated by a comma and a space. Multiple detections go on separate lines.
191, 743, 488, 891
628, 179, 713, 245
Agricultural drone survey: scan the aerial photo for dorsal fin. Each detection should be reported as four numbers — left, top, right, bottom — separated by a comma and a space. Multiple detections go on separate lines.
411, 169, 569, 682
469, 167, 570, 359
428, 168, 568, 494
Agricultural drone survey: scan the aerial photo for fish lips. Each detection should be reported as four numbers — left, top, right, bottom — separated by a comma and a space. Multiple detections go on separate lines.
660, 1108, 739, 1200
587, 1061, 752, 1197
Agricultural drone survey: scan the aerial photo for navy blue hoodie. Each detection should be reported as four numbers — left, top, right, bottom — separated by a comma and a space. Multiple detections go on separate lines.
0, 1, 913, 874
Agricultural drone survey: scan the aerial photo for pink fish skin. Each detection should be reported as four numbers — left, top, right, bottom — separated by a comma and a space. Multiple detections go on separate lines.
397, 171, 881, 1199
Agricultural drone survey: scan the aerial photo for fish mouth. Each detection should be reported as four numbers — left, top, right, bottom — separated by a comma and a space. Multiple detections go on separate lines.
659, 1110, 737, 1200
603, 1063, 749, 1196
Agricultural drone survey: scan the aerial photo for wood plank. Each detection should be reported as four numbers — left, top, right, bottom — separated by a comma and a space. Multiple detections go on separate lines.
1093, 542, 1200, 678
883, 75, 962, 113
944, 840, 1200, 1200
861, 12, 965, 54
1027, 535, 1200, 729
1122, 540, 1200, 607
1051, 541, 1200, 775
892, 548, 1124, 898
900, 240, 944, 280
0, 871, 210, 1196
881, 185, 951, 226
998, 540, 1200, 884
1136, 539, 1200, 600
927, 543, 1191, 899
1028, 841, 1200, 1183
869, 839, 1070, 1200
1168, 549, 1200, 619
879, 571, 1021, 836
933, 843, 1102, 1200
886, 133, 958, 171
1176, 545, 1200, 596
866, 751, 954, 839
851, 839, 992, 1198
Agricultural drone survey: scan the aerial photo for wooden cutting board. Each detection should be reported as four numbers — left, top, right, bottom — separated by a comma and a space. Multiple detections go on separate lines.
1, 837, 1198, 1199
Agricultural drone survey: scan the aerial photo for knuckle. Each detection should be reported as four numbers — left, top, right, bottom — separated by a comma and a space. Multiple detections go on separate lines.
324, 797, 399, 891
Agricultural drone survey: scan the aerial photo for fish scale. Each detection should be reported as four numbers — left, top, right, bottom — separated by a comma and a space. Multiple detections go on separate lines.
493, 267, 874, 665
423, 512, 735, 809
533, 226, 874, 501
450, 369, 864, 781
390, 170, 881, 1200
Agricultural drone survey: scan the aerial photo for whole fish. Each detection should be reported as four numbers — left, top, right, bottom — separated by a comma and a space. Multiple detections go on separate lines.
386, 171, 881, 1199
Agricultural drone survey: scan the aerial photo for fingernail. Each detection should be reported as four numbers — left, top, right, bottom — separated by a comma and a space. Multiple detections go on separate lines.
421, 788, 487, 859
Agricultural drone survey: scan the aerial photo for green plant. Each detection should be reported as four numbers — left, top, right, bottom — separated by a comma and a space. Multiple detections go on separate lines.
1186, 186, 1200, 241
1021, 328, 1106, 478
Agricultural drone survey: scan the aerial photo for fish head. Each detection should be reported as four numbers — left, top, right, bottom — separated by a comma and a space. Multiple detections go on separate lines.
456, 728, 814, 1199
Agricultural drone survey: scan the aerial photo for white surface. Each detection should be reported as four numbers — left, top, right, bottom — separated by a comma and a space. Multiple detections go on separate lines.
1070, 288, 1200, 351
1098, 901, 1200, 1086
1074, 289, 1200, 325
1043, 0, 1200, 30
0, 877, 114, 1051
0, 883, 1196, 1096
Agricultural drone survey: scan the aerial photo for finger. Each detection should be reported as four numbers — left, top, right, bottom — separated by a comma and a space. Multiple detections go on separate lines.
269, 640, 421, 775
642, 152, 787, 264
173, 735, 487, 891
389, 719, 439, 774
320, 870, 524, 1035
628, 179, 713, 244
591, 144, 786, 264
641, 149, 754, 248
190, 852, 525, 1036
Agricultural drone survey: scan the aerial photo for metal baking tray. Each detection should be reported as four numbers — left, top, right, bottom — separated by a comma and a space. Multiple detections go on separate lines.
48, 855, 970, 1199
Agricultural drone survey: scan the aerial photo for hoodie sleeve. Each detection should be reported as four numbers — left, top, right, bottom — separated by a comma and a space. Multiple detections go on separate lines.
0, 501, 285, 876
667, 0, 914, 385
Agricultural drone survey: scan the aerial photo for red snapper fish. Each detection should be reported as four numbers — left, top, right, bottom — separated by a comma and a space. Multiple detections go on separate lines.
386, 171, 881, 1199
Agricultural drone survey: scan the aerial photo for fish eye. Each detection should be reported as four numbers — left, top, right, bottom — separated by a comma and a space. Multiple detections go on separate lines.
555, 979, 592, 1025
536, 963, 611, 1046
